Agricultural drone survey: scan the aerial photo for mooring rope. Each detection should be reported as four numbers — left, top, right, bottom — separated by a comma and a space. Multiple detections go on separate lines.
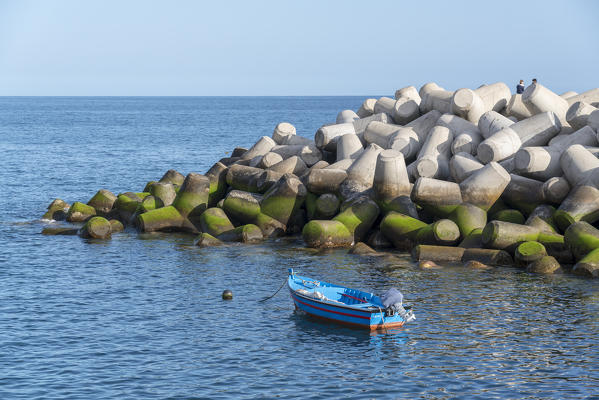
259, 279, 287, 303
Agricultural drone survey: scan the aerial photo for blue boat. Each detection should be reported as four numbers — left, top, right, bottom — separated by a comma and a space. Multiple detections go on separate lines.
287, 269, 415, 330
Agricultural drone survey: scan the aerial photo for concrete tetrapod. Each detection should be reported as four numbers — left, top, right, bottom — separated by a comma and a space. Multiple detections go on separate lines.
572, 248, 599, 278
314, 194, 340, 219
501, 174, 546, 214
336, 110, 360, 124
356, 98, 377, 118
522, 83, 569, 123
260, 173, 307, 226
527, 256, 562, 274
514, 241, 547, 267
79, 216, 112, 239
137, 206, 185, 233
87, 189, 117, 216
374, 97, 397, 116
305, 168, 347, 195
241, 136, 276, 160
411, 245, 512, 265
336, 134, 364, 161
332, 196, 379, 242
482, 221, 564, 253
450, 82, 511, 123
412, 125, 453, 179
272, 122, 296, 145
563, 221, 599, 260
380, 211, 428, 249
420, 88, 454, 114
339, 143, 382, 200
393, 97, 420, 125
554, 185, 599, 231
226, 164, 264, 193
363, 121, 402, 148
270, 144, 322, 167
478, 111, 515, 139
449, 152, 484, 183
205, 162, 228, 207
513, 126, 598, 181
395, 85, 421, 102
565, 88, 599, 106
566, 101, 597, 130
525, 205, 557, 233
506, 94, 533, 120
436, 113, 482, 156
218, 224, 264, 243
42, 199, 70, 221
109, 219, 124, 233
66, 201, 96, 223
459, 162, 511, 211
194, 232, 224, 247
477, 111, 561, 163
413, 219, 460, 246
388, 110, 442, 160
302, 220, 354, 248
268, 156, 307, 175
491, 209, 525, 225
560, 144, 599, 187
114, 193, 143, 223
373, 149, 414, 214
448, 203, 487, 237
222, 190, 262, 224
198, 207, 235, 237
159, 169, 185, 187
315, 113, 389, 151
411, 178, 463, 217
172, 173, 211, 224
149, 182, 177, 207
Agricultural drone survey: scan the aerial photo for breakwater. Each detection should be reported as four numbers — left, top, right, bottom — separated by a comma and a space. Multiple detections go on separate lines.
41, 84, 599, 278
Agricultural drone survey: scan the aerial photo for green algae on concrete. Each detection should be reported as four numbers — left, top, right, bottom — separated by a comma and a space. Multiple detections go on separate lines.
527, 255, 562, 274
333, 196, 379, 242
491, 209, 525, 225
79, 216, 112, 239
136, 205, 184, 232
41, 227, 79, 236
482, 221, 564, 252
66, 201, 96, 222
218, 224, 263, 243
314, 193, 340, 219
572, 248, 599, 278
87, 189, 117, 215
222, 190, 262, 225
459, 227, 483, 248
554, 185, 599, 231
206, 162, 228, 207
194, 232, 224, 247
42, 199, 70, 221
380, 211, 428, 249
149, 182, 177, 207
159, 169, 185, 186
564, 221, 599, 260
302, 220, 353, 248
260, 174, 307, 226
109, 219, 124, 233
172, 173, 210, 220
414, 219, 460, 246
198, 207, 235, 237
515, 241, 547, 266
305, 192, 318, 220
449, 203, 487, 236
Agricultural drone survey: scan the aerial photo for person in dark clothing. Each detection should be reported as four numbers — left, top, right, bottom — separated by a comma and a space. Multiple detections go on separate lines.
532, 78, 537, 84
516, 80, 525, 94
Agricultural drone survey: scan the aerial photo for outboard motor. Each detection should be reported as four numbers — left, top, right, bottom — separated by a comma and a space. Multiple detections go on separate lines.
381, 287, 416, 323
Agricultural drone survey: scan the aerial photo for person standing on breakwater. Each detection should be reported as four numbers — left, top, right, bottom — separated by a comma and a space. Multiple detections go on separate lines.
516, 80, 525, 94
532, 78, 537, 84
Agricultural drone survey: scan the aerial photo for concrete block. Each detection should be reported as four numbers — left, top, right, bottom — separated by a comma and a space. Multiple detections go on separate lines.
522, 83, 569, 124
388, 110, 442, 160
506, 94, 533, 120
478, 111, 515, 139
272, 123, 296, 145
451, 82, 511, 123
356, 98, 377, 118
336, 134, 364, 161
413, 126, 453, 179
566, 101, 597, 130
336, 110, 360, 124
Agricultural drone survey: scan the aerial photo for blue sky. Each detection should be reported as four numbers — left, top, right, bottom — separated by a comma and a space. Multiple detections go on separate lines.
0, 0, 597, 95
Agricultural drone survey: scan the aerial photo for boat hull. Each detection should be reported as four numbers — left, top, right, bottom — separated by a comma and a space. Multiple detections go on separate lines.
289, 286, 405, 331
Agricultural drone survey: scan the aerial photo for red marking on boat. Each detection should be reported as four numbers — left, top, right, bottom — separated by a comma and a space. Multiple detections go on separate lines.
340, 293, 368, 303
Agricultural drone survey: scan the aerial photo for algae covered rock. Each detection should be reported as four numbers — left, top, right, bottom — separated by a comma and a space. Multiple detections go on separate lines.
302, 220, 353, 248
79, 216, 112, 239
172, 172, 210, 220
66, 201, 96, 222
260, 173, 307, 226
41, 227, 79, 236
223, 190, 262, 224
218, 224, 263, 243
115, 192, 144, 222
149, 182, 177, 207
515, 241, 547, 267
109, 219, 124, 233
349, 242, 378, 255
159, 169, 185, 186
572, 248, 599, 278
138, 195, 163, 213
42, 199, 70, 221
136, 205, 184, 232
527, 256, 562, 275
195, 232, 224, 247
87, 189, 117, 215
380, 211, 428, 249
198, 207, 235, 237
333, 196, 379, 242
206, 162, 228, 207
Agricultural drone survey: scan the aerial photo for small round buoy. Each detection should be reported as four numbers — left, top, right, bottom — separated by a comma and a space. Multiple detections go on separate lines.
222, 289, 233, 300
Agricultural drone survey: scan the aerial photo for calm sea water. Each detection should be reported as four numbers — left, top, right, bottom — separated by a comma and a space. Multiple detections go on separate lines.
1, 97, 599, 400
